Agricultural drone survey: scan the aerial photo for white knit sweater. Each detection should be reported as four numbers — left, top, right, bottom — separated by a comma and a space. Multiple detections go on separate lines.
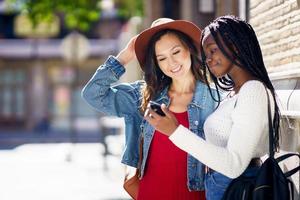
169, 80, 274, 178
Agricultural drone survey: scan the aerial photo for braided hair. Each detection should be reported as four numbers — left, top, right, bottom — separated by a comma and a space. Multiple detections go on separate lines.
200, 15, 281, 152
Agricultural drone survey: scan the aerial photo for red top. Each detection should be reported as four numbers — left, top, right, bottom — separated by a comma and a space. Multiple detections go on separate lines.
137, 111, 205, 200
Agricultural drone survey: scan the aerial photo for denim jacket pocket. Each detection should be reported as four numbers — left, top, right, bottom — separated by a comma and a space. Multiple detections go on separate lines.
207, 172, 232, 190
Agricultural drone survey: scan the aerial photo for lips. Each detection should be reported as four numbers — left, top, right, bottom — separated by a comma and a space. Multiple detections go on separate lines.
209, 63, 218, 69
170, 65, 182, 73
208, 60, 220, 71
208, 62, 219, 72
208, 65, 216, 73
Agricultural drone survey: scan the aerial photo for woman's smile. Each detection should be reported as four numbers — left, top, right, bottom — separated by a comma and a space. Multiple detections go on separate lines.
170, 65, 183, 73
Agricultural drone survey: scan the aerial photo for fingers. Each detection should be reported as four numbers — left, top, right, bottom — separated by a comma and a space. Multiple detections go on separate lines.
145, 103, 170, 118
144, 104, 165, 128
131, 35, 138, 44
161, 104, 171, 117
143, 104, 179, 136
128, 35, 138, 51
144, 109, 156, 126
149, 108, 161, 119
144, 107, 161, 120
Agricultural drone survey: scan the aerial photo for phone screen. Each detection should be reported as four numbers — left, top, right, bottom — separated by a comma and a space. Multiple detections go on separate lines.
149, 101, 165, 116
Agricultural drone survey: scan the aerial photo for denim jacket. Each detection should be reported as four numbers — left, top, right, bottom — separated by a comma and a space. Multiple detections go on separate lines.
82, 55, 217, 191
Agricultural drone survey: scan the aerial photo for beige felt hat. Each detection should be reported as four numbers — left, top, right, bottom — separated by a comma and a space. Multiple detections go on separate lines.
134, 18, 201, 71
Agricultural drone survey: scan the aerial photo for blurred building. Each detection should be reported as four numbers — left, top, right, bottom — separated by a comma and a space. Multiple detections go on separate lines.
0, 0, 299, 149
0, 0, 247, 133
250, 0, 300, 118
143, 0, 247, 30
0, 3, 125, 132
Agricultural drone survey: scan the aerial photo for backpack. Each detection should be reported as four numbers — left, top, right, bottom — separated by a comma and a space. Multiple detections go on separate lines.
252, 153, 299, 200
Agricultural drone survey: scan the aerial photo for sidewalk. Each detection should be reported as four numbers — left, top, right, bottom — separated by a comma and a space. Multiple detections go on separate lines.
0, 134, 131, 200
0, 130, 102, 149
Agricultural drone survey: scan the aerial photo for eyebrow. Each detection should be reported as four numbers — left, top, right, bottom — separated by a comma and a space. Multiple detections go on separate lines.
204, 42, 216, 49
156, 44, 181, 57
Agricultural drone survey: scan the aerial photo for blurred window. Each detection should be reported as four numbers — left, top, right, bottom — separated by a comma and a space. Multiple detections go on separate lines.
0, 68, 26, 127
0, 13, 16, 39
48, 66, 98, 124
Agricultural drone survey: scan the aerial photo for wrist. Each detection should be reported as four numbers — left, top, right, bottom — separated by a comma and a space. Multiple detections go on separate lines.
116, 50, 131, 66
167, 125, 179, 137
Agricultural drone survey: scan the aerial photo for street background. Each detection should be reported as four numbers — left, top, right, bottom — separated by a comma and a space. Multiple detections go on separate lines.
0, 0, 299, 199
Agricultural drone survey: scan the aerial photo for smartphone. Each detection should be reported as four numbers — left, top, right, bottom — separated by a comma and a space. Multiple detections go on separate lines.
149, 101, 166, 116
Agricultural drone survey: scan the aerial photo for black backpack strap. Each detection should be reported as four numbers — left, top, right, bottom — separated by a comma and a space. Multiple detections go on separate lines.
276, 153, 300, 163
276, 153, 300, 177
287, 179, 295, 200
285, 166, 300, 178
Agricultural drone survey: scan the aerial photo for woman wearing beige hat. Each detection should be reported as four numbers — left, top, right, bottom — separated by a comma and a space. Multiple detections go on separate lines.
82, 18, 217, 199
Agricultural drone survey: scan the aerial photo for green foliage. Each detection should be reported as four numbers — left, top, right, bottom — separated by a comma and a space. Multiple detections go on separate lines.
8, 0, 101, 32
115, 0, 143, 19
7, 0, 144, 32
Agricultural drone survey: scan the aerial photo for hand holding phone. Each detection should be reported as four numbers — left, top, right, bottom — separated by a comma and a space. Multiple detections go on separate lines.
149, 101, 166, 116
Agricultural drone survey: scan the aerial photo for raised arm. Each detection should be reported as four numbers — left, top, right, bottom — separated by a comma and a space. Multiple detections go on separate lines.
81, 35, 143, 117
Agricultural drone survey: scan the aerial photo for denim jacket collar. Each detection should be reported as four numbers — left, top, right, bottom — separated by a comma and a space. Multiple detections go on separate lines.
154, 81, 208, 108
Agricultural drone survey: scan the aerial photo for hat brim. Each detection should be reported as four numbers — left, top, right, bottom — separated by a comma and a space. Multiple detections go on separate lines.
134, 20, 201, 72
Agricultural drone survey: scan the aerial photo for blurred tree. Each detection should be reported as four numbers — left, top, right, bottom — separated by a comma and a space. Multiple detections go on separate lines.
115, 0, 143, 19
7, 0, 143, 32
7, 0, 100, 32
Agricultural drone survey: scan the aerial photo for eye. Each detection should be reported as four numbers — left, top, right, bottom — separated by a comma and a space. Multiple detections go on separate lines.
173, 50, 180, 55
158, 57, 166, 62
210, 48, 217, 54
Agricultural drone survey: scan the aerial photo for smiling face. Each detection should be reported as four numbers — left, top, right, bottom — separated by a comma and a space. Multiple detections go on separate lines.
202, 31, 234, 78
154, 33, 193, 81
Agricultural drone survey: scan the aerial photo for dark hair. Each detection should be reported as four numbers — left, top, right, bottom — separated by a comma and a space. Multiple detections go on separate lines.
140, 29, 204, 113
200, 15, 281, 152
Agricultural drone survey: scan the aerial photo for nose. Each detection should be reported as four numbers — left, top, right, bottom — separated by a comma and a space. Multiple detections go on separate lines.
168, 56, 178, 67
205, 57, 212, 65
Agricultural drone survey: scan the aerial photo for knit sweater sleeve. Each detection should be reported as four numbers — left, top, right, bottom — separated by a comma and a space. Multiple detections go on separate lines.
169, 81, 272, 178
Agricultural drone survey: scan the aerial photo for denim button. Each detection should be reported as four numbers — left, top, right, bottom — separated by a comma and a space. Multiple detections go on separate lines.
192, 164, 196, 168
194, 121, 199, 126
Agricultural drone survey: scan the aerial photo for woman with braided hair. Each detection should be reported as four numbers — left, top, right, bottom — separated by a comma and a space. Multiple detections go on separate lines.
144, 15, 281, 200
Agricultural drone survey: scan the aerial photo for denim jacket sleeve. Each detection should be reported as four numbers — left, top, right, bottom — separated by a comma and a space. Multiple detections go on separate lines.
81, 56, 144, 167
81, 55, 143, 118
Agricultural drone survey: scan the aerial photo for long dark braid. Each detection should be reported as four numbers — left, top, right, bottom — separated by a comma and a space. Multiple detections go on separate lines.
200, 15, 281, 152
